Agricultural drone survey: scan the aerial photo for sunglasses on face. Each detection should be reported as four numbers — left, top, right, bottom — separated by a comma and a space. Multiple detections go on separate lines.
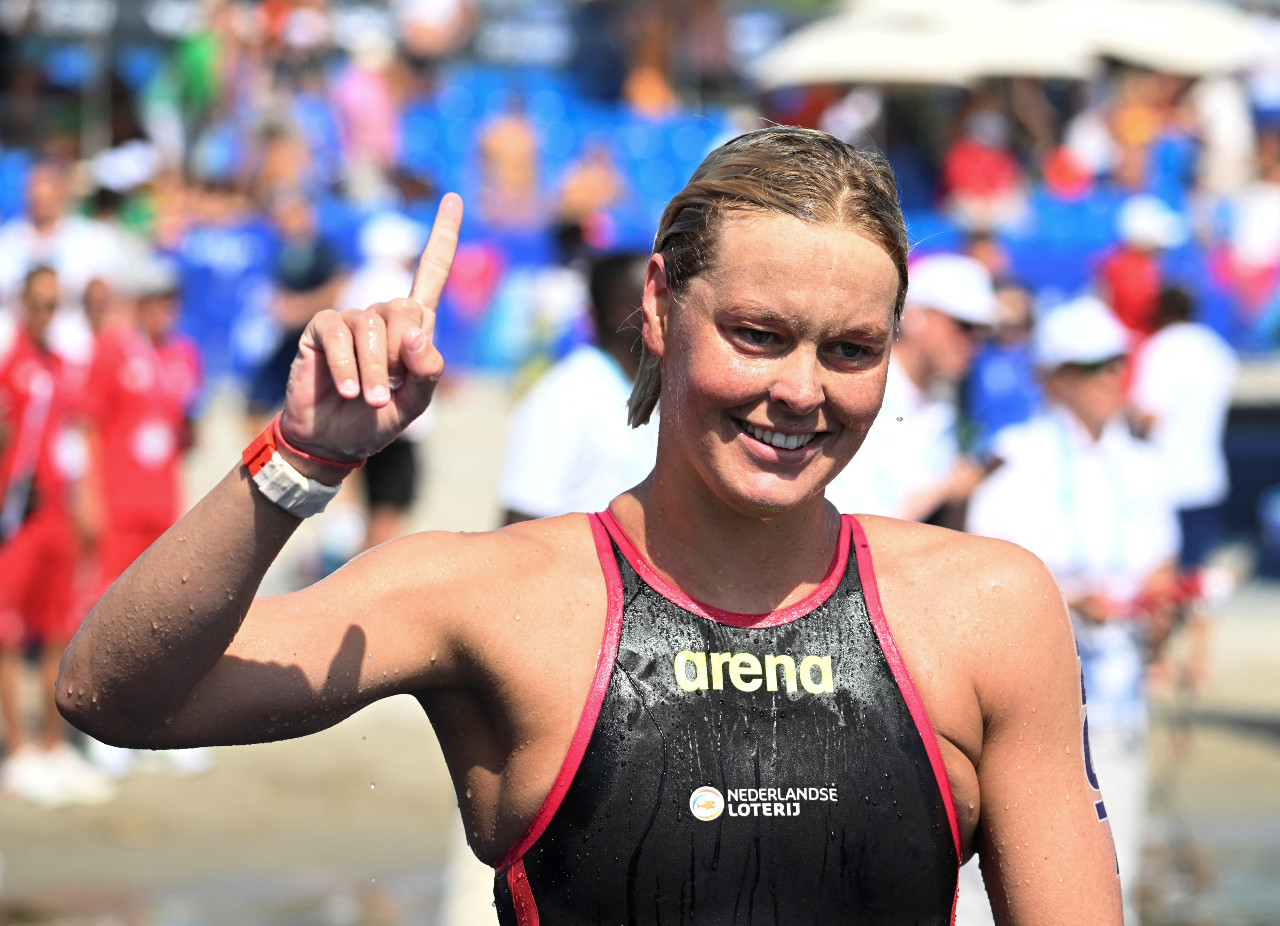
1062, 355, 1126, 376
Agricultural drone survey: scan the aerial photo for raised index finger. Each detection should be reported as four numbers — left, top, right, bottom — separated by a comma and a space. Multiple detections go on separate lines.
409, 192, 464, 308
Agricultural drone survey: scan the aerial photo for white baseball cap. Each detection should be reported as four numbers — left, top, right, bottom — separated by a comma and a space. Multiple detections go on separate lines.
1116, 195, 1188, 250
1033, 296, 1130, 370
905, 254, 997, 326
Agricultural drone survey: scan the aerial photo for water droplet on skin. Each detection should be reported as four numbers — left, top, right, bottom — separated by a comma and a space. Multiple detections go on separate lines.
466, 788, 472, 799
370, 782, 376, 790
181, 572, 189, 583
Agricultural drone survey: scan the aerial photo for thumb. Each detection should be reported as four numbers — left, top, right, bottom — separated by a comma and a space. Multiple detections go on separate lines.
392, 326, 444, 418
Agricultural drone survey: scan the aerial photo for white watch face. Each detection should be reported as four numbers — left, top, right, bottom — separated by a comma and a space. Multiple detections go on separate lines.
253, 452, 341, 518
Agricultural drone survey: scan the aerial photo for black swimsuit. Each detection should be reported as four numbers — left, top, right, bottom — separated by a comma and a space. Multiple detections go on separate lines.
493, 512, 960, 925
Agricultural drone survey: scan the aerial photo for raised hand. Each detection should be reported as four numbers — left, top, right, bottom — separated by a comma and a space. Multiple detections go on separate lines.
278, 193, 463, 470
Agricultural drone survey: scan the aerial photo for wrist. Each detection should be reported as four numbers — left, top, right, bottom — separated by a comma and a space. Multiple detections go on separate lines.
272, 414, 365, 485
242, 416, 358, 518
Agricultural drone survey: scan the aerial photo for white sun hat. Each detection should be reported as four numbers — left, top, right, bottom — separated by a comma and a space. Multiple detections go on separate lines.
905, 253, 998, 326
1033, 295, 1131, 370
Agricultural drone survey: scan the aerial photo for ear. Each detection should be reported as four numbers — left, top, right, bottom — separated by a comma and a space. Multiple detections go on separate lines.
641, 253, 671, 359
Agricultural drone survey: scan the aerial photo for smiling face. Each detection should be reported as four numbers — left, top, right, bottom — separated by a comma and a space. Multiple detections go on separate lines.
643, 211, 899, 517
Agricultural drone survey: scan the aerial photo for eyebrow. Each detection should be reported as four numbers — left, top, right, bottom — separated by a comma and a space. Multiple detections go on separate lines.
721, 306, 892, 341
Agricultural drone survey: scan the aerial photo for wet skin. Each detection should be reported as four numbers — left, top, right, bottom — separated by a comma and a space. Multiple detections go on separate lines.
58, 199, 1123, 925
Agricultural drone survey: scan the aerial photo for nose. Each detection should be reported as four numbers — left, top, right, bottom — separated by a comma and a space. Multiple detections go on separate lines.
768, 348, 825, 414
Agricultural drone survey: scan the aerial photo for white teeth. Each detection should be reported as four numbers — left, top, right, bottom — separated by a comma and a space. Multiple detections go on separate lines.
745, 423, 815, 450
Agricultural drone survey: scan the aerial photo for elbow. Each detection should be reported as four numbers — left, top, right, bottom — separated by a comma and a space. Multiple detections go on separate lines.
54, 652, 147, 748
54, 653, 108, 741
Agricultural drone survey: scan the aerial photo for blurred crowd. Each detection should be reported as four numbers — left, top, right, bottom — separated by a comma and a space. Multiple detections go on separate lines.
0, 9, 1274, 919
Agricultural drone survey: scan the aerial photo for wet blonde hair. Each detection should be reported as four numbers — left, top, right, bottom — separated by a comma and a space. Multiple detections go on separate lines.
627, 126, 908, 427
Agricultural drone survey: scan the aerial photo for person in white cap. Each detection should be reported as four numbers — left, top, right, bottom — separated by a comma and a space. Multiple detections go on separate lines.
962, 296, 1181, 925
826, 252, 996, 523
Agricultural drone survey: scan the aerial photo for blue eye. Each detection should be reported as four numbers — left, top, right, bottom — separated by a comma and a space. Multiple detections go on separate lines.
832, 343, 869, 361
736, 328, 775, 346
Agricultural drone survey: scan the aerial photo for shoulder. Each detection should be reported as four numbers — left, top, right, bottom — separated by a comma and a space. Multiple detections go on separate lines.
859, 515, 1060, 606
341, 512, 606, 611
856, 516, 1073, 692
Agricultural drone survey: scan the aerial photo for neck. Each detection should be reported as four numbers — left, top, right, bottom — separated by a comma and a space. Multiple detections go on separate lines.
31, 214, 59, 236
1056, 403, 1106, 443
611, 449, 840, 615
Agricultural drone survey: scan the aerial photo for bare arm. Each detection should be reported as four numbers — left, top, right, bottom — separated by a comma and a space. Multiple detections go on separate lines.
57, 194, 464, 747
972, 546, 1124, 924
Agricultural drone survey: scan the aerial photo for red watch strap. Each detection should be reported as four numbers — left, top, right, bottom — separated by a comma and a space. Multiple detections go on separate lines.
242, 420, 277, 476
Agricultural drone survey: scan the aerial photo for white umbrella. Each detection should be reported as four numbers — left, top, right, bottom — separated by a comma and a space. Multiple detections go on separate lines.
1029, 0, 1252, 75
751, 0, 1095, 91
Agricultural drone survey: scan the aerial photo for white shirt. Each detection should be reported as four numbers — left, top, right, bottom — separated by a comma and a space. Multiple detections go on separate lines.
966, 407, 1180, 729
1130, 322, 1237, 509
499, 345, 657, 518
824, 363, 958, 518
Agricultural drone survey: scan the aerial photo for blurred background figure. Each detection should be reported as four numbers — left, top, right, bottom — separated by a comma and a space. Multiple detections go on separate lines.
555, 139, 628, 249
77, 255, 208, 780
499, 251, 653, 524
0, 267, 111, 808
246, 185, 346, 430
0, 158, 124, 373
1131, 285, 1240, 694
941, 106, 1028, 232
963, 277, 1041, 455
80, 256, 201, 604
394, 0, 481, 99
826, 253, 996, 526
476, 94, 541, 229
336, 210, 432, 552
966, 297, 1180, 924
1097, 194, 1190, 341
331, 23, 404, 206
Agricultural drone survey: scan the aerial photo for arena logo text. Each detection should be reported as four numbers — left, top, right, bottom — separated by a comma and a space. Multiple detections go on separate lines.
673, 650, 834, 694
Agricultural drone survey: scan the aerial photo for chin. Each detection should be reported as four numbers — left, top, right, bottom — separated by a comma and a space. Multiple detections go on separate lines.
716, 475, 827, 520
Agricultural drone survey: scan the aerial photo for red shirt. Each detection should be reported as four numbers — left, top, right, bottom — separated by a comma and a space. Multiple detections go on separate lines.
942, 137, 1022, 200
0, 329, 74, 529
83, 324, 202, 527
1098, 246, 1161, 337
